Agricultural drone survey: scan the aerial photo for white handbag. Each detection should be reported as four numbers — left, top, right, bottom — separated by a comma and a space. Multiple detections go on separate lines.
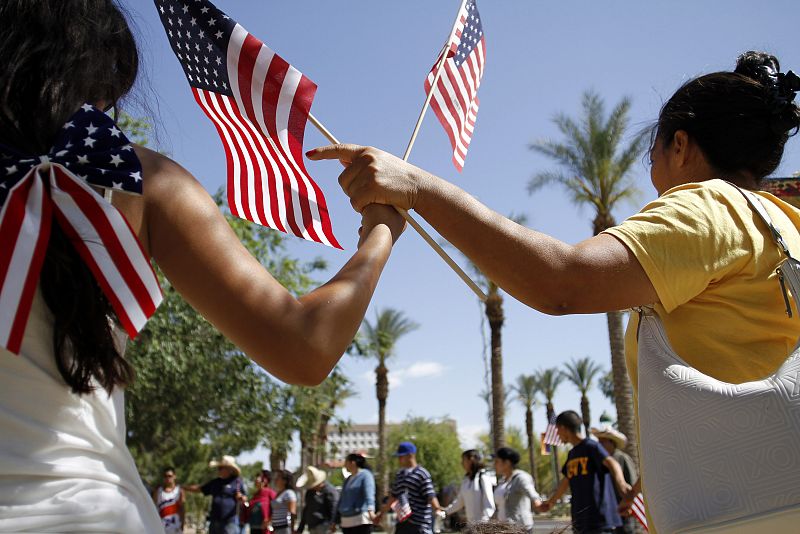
637, 186, 800, 533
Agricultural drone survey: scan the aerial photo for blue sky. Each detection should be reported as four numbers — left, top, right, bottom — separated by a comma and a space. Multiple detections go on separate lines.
123, 0, 800, 464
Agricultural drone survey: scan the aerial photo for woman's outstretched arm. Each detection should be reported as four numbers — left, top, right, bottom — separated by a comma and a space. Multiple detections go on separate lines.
307, 144, 657, 315
118, 146, 403, 386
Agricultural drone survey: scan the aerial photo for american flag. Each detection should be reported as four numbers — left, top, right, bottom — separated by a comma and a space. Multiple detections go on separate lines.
631, 493, 648, 531
543, 412, 562, 447
391, 493, 413, 522
154, 0, 341, 249
0, 105, 162, 353
424, 0, 486, 171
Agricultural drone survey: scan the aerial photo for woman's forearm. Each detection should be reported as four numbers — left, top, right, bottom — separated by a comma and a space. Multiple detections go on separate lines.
414, 172, 575, 313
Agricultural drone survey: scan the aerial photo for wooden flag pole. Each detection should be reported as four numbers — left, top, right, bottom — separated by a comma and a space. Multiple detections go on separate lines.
308, 112, 487, 302
402, 0, 469, 161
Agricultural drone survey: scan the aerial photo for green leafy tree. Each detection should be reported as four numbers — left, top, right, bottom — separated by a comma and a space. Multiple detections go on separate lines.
561, 357, 603, 436
388, 418, 462, 493
529, 91, 646, 463
315, 369, 357, 465
358, 309, 420, 499
512, 374, 540, 486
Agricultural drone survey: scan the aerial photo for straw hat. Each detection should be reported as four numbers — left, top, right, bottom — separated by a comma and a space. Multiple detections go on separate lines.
296, 465, 327, 489
590, 426, 628, 449
208, 455, 241, 475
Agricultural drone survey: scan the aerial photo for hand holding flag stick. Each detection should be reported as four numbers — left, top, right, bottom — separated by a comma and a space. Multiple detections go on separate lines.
307, 112, 487, 301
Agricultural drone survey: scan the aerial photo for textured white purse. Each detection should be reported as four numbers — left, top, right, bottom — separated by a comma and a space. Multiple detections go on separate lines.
637, 187, 800, 533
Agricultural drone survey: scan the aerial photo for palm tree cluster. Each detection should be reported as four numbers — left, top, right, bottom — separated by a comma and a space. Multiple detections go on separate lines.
511, 357, 606, 486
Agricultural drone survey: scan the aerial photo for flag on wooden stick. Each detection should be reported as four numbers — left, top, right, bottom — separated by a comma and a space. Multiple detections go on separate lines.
154, 0, 341, 248
424, 0, 486, 171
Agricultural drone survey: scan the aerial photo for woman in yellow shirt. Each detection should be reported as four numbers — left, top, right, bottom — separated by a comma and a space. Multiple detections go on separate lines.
308, 51, 800, 532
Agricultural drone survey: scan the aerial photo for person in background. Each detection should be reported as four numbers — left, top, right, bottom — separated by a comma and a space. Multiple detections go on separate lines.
153, 467, 185, 534
271, 470, 298, 534
378, 442, 443, 534
335, 453, 376, 534
540, 412, 629, 534
444, 450, 495, 525
296, 466, 339, 534
492, 447, 542, 533
243, 470, 276, 534
590, 427, 638, 534
184, 456, 246, 534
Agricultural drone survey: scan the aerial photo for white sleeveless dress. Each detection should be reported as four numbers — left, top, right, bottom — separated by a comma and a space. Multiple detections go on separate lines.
0, 288, 162, 532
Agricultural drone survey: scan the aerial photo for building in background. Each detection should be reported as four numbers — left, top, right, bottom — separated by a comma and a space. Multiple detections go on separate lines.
324, 420, 458, 463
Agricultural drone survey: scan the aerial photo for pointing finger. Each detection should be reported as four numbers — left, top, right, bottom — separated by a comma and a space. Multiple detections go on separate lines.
306, 144, 366, 163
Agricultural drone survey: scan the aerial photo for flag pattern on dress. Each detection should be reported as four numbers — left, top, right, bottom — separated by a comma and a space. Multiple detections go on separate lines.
543, 412, 563, 447
424, 0, 486, 171
0, 105, 162, 354
154, 0, 341, 248
631, 493, 648, 531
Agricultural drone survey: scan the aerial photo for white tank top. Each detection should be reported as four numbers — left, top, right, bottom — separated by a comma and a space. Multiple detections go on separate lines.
0, 288, 162, 532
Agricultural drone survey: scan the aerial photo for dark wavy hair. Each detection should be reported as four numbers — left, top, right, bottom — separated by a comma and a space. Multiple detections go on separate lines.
461, 449, 485, 480
0, 1, 140, 394
654, 51, 800, 187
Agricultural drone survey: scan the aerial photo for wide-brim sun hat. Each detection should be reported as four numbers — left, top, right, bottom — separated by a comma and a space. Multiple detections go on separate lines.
296, 465, 327, 489
590, 425, 628, 449
208, 455, 241, 475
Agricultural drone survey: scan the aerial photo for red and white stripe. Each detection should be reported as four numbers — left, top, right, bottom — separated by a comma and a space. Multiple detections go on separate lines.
543, 423, 562, 446
631, 493, 648, 531
0, 164, 162, 354
194, 24, 340, 249
425, 10, 485, 171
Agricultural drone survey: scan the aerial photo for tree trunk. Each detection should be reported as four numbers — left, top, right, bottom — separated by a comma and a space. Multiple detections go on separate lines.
317, 413, 332, 465
376, 361, 390, 501
525, 407, 537, 486
595, 214, 639, 468
270, 449, 286, 471
580, 394, 591, 437
607, 310, 638, 466
486, 286, 505, 451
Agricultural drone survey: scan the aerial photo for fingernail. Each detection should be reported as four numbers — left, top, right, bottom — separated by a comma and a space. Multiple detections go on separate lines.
306, 149, 317, 157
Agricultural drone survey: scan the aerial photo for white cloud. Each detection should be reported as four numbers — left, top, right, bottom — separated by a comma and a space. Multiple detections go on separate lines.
360, 361, 447, 388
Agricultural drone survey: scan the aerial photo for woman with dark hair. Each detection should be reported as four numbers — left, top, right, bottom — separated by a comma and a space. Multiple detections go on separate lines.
309, 52, 800, 531
271, 470, 297, 534
492, 448, 541, 533
335, 454, 376, 534
0, 1, 403, 530
443, 449, 495, 524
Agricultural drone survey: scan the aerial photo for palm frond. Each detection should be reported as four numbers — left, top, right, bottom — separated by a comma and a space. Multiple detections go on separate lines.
561, 357, 603, 395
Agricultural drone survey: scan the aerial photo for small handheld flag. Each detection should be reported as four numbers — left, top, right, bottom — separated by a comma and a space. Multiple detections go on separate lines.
631, 493, 649, 531
543, 412, 563, 447
424, 0, 486, 171
154, 0, 341, 248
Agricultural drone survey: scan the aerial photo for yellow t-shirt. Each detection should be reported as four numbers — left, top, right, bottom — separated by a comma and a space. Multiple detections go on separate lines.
603, 179, 800, 390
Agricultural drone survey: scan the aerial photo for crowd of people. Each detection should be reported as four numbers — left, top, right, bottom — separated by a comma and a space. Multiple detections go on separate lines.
154, 413, 642, 534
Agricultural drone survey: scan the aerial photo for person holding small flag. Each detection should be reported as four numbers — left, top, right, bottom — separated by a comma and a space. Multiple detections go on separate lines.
308, 50, 800, 533
591, 426, 638, 534
378, 442, 443, 534
0, 1, 405, 531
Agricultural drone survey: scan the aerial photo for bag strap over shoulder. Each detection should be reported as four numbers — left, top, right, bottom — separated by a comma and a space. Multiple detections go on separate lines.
729, 182, 800, 318
731, 184, 795, 259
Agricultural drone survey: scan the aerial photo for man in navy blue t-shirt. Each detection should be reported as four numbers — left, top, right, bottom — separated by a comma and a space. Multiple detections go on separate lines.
540, 411, 630, 534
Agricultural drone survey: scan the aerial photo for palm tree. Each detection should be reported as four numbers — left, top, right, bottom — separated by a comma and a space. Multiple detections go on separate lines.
561, 357, 603, 436
512, 374, 540, 485
529, 90, 647, 464
359, 308, 419, 500
535, 368, 565, 423
460, 214, 528, 452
